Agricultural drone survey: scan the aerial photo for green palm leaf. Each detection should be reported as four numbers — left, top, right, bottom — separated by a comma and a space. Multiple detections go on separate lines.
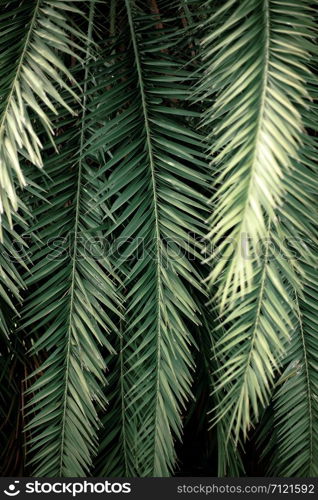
200, 0, 313, 305
88, 0, 208, 476
0, 215, 30, 338
0, 0, 83, 227
212, 234, 298, 441
265, 96, 318, 476
22, 5, 122, 476
199, 305, 245, 476
199, 0, 317, 442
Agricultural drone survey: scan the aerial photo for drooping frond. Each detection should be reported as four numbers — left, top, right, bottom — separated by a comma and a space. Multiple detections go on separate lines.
257, 263, 318, 477
200, 0, 314, 306
22, 6, 122, 476
266, 92, 318, 476
24, 113, 121, 477
88, 0, 208, 476
0, 0, 83, 227
199, 0, 317, 442
212, 232, 298, 441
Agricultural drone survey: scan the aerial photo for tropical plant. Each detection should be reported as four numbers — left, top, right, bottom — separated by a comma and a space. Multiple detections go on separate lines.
0, 0, 317, 478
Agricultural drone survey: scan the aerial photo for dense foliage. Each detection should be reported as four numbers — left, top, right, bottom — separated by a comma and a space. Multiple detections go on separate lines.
0, 0, 317, 477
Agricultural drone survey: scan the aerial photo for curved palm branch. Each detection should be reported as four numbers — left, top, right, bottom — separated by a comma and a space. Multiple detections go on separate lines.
22, 5, 122, 476
267, 97, 318, 476
201, 0, 313, 304
0, 0, 83, 227
87, 0, 208, 476
200, 0, 317, 441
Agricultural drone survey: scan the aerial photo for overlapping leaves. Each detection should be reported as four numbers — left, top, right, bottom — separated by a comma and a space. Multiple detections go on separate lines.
88, 0, 208, 476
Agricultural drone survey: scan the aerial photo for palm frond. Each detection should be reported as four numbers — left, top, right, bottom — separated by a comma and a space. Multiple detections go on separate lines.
87, 0, 208, 476
199, 0, 317, 442
266, 93, 318, 476
0, 214, 30, 338
212, 234, 298, 441
24, 113, 121, 477
22, 6, 122, 476
0, 0, 83, 227
200, 0, 314, 305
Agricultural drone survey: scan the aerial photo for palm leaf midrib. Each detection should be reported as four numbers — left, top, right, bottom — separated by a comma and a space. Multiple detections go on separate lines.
125, 0, 165, 475
230, 221, 272, 440
221, 0, 271, 306
240, 0, 270, 221
58, 1, 95, 476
